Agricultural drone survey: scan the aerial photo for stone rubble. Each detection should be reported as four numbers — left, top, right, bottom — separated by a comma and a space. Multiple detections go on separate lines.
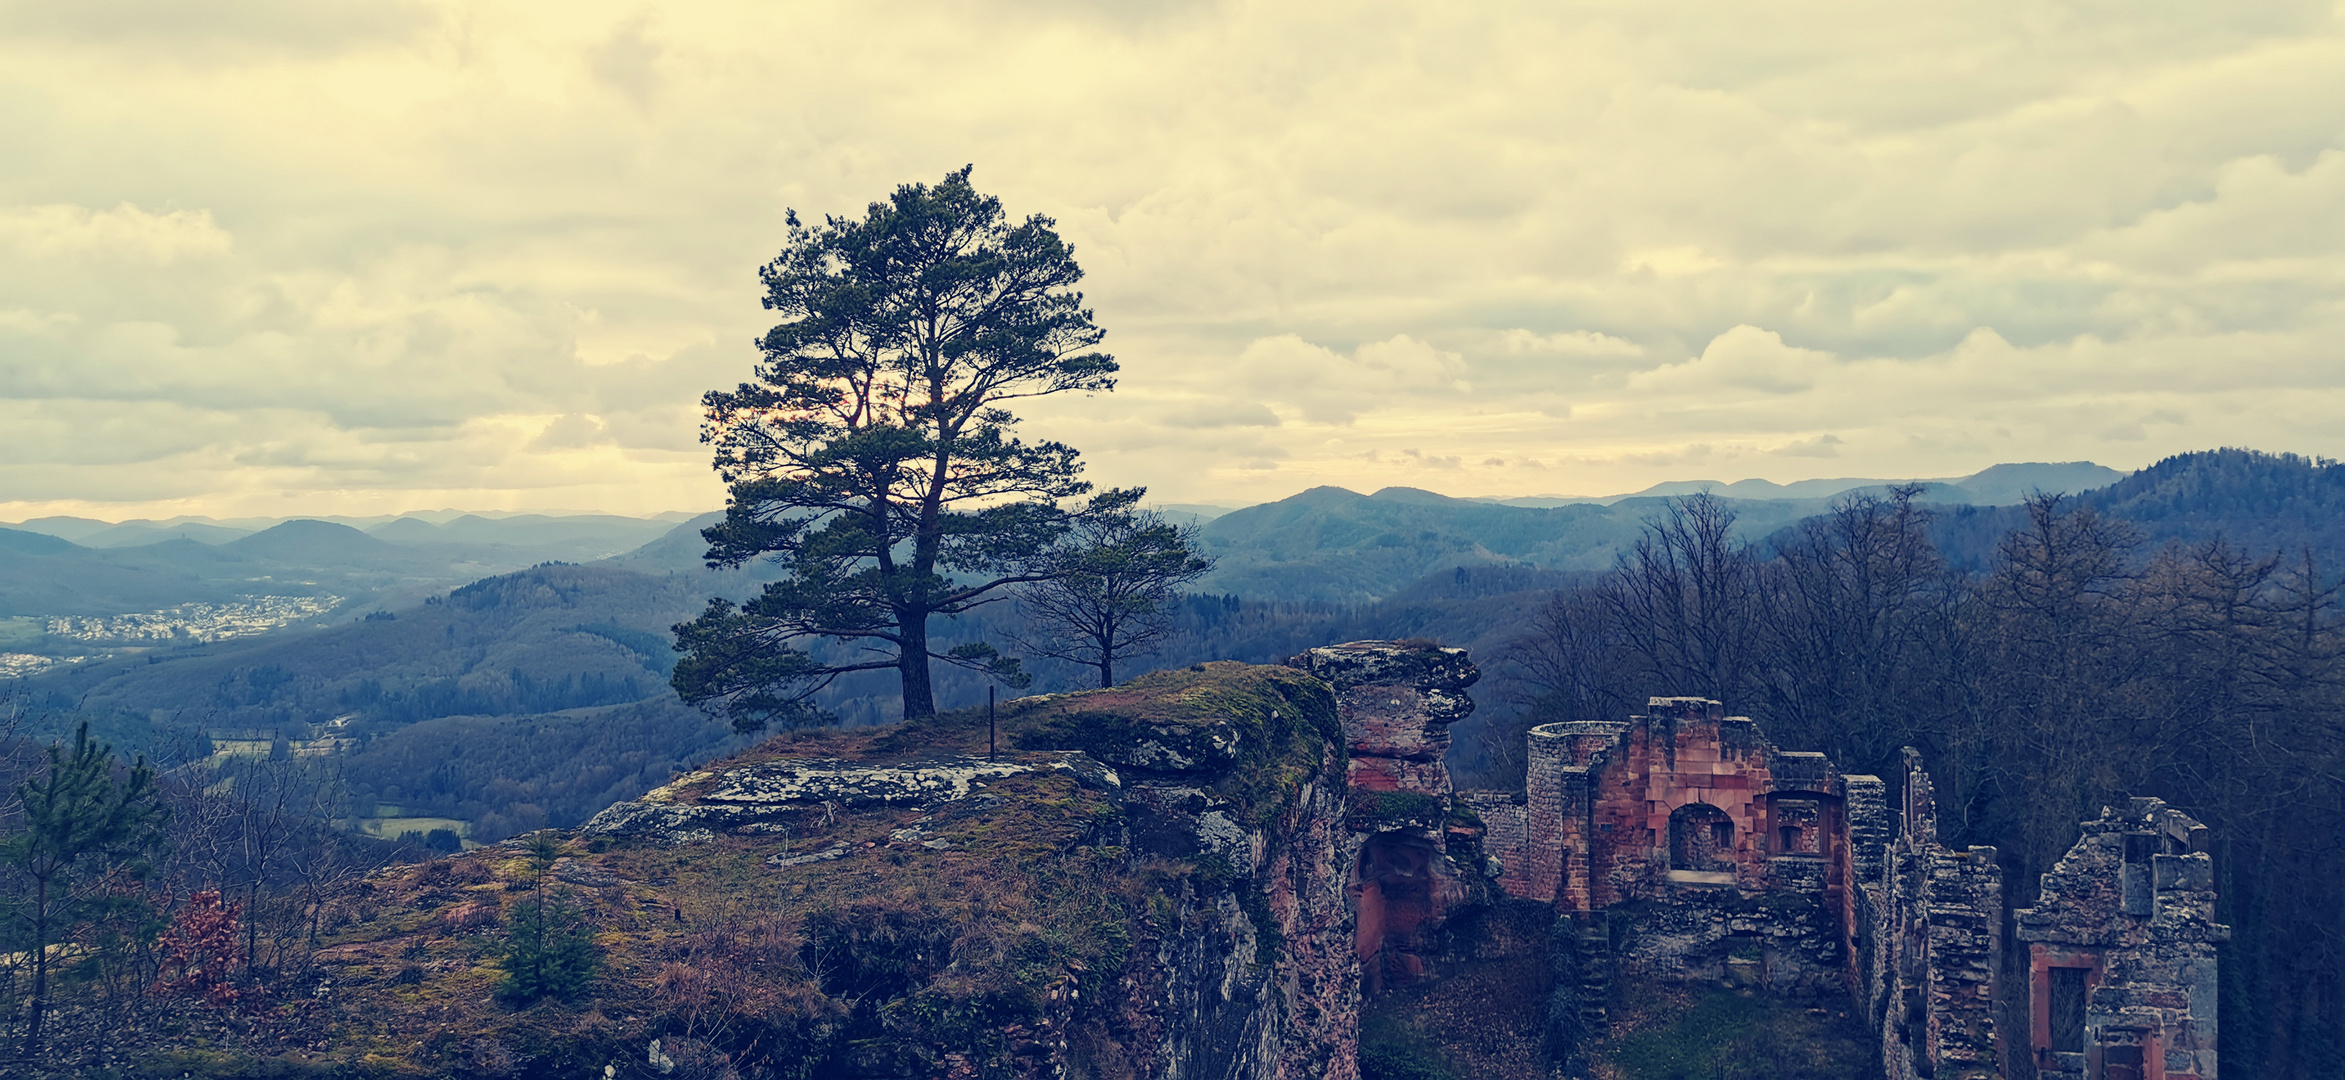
579, 752, 1117, 840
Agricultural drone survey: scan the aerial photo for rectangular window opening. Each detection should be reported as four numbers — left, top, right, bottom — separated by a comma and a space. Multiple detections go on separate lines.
2050, 966, 2088, 1054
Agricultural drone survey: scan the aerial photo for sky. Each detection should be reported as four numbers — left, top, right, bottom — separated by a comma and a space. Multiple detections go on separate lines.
3, 0, 2345, 520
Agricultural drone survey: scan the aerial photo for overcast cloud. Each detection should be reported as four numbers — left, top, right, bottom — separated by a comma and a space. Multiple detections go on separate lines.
3, 0, 2343, 518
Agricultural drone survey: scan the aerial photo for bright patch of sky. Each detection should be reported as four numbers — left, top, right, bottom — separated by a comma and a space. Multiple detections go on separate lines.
3, 0, 2343, 517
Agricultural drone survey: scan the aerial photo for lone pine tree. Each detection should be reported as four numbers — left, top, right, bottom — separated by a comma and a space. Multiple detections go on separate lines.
672, 166, 1120, 727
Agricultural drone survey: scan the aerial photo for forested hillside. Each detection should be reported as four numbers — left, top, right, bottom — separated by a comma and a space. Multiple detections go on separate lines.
1931, 448, 2345, 568
1188, 460, 2128, 603
0, 529, 277, 615
11, 563, 748, 840
1190, 486, 1820, 601
27, 565, 697, 733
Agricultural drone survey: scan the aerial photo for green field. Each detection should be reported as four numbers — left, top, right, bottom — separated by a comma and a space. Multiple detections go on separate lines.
358, 816, 474, 847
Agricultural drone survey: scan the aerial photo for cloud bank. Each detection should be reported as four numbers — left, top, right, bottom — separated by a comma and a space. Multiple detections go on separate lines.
3, 0, 2344, 516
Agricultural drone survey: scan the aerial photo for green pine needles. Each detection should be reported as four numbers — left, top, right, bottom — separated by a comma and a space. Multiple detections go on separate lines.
495, 833, 601, 1004
671, 165, 1127, 728
3, 721, 166, 1053
496, 894, 600, 1004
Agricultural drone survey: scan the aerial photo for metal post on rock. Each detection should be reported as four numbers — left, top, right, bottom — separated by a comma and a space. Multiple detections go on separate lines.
988, 684, 997, 761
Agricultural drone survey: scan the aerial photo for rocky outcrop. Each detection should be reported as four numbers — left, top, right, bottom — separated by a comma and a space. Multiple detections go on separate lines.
1005, 662, 1359, 1080
576, 660, 1360, 1080
1303, 641, 1478, 797
581, 753, 1118, 842
1303, 641, 1489, 996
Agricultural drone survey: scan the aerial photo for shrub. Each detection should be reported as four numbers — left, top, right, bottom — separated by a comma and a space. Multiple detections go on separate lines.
494, 894, 601, 1004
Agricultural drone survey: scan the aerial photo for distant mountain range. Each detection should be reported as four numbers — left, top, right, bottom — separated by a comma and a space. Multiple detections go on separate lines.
1149, 462, 2123, 522
15, 447, 2345, 846
1480, 460, 2124, 507
10, 510, 687, 555
7, 455, 2310, 630
1182, 461, 2132, 602
0, 511, 700, 623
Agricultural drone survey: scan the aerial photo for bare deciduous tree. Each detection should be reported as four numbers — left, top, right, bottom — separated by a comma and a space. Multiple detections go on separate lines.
1012, 495, 1213, 688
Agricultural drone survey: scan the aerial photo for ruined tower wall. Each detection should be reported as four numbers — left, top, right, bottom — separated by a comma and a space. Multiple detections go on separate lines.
1875, 748, 2006, 1080
1518, 722, 1576, 905
2016, 799, 2227, 1080
1583, 698, 1786, 906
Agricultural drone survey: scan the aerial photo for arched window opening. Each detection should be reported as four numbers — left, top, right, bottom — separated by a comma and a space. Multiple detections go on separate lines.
1669, 803, 1736, 871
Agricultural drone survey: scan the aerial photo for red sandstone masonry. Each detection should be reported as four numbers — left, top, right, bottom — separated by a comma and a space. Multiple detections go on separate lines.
1302, 642, 1482, 995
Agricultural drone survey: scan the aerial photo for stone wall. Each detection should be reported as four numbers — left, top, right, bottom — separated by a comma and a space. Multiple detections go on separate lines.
1495, 698, 1858, 998
1868, 748, 2004, 1080
2016, 799, 2227, 1080
1472, 688, 2226, 1080
1302, 647, 2229, 1080
1458, 789, 1529, 894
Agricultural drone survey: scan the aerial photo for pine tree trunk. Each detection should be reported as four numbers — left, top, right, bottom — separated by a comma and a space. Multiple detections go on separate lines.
900, 612, 935, 718
24, 872, 47, 1055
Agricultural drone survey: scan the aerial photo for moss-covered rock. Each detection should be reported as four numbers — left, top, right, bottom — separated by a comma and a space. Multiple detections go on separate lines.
999, 661, 1339, 821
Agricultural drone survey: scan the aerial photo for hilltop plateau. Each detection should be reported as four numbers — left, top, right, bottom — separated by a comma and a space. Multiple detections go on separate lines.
110, 661, 1359, 1080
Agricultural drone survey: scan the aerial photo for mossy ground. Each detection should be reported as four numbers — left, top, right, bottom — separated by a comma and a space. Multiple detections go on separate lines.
1358, 900, 1555, 1080
1588, 983, 1876, 1080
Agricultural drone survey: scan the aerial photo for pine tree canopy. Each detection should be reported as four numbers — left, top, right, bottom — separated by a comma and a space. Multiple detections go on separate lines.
673, 166, 1122, 726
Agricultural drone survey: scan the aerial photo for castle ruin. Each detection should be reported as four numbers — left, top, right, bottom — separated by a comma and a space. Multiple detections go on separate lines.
1303, 642, 2226, 1080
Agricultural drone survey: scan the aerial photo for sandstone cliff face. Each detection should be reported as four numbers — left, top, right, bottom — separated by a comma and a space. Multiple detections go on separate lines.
1112, 771, 1357, 1080
1000, 662, 1360, 1080
1302, 641, 1478, 798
